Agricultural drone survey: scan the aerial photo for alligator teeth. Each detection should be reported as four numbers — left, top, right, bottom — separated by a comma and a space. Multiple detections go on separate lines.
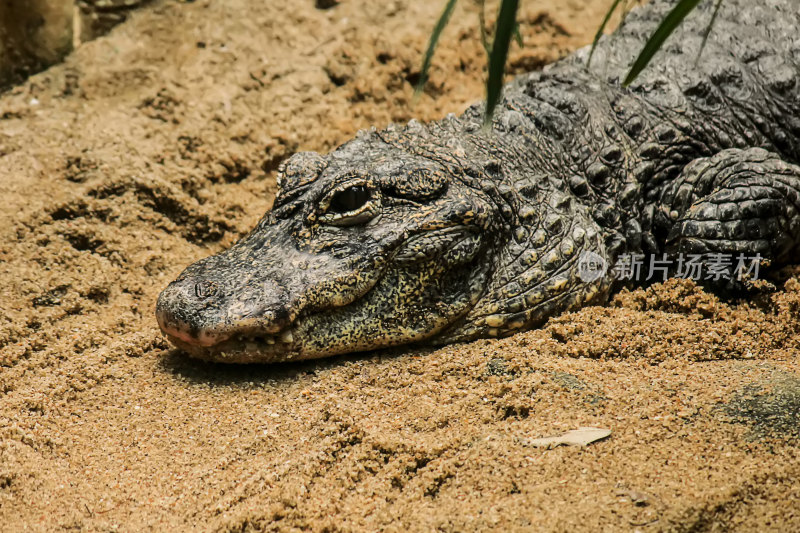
237, 332, 294, 347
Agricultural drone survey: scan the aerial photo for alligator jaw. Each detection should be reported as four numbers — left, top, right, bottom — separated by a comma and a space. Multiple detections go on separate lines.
162, 327, 301, 364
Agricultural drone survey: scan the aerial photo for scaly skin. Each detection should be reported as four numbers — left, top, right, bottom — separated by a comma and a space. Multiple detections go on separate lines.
156, 0, 800, 363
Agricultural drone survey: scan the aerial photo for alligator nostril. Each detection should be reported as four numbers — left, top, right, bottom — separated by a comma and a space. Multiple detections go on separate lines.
194, 280, 218, 299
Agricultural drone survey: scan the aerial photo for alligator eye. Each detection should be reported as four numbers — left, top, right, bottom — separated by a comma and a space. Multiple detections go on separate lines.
329, 186, 370, 213
319, 184, 380, 226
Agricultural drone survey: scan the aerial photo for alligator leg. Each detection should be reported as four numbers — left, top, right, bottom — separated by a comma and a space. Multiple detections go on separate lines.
656, 148, 800, 281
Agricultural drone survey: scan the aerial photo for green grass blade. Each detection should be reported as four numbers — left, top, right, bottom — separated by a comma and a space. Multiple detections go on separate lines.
484, 0, 519, 126
695, 0, 724, 66
622, 0, 702, 86
478, 0, 491, 55
513, 23, 523, 47
587, 0, 626, 68
415, 0, 460, 95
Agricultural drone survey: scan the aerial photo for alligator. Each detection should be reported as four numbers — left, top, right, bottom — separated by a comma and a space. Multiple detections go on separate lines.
156, 0, 800, 363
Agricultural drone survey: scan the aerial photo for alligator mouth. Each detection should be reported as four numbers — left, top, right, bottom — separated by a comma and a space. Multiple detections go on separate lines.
164, 327, 301, 364
156, 292, 307, 363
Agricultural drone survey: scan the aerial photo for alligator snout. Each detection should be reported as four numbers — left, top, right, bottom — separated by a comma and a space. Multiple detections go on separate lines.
156, 279, 231, 347
155, 278, 221, 347
155, 260, 294, 356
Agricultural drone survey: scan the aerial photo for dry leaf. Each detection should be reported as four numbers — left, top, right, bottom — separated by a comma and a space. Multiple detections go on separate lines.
522, 427, 612, 448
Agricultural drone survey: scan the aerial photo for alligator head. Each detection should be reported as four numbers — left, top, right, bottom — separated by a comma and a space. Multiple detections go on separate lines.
156, 119, 610, 363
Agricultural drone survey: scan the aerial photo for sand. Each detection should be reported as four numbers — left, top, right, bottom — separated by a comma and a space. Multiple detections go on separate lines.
0, 0, 798, 531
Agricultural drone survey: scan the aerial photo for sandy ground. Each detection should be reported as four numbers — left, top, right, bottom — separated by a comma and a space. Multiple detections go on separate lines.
0, 0, 799, 531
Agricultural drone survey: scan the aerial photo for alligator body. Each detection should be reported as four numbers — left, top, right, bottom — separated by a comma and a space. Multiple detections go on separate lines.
156, 0, 800, 363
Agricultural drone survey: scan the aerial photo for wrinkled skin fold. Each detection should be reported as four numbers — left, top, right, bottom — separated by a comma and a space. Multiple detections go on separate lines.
157, 0, 800, 363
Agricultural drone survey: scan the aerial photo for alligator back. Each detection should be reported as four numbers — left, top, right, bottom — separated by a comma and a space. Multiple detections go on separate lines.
573, 0, 800, 162
469, 0, 800, 272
